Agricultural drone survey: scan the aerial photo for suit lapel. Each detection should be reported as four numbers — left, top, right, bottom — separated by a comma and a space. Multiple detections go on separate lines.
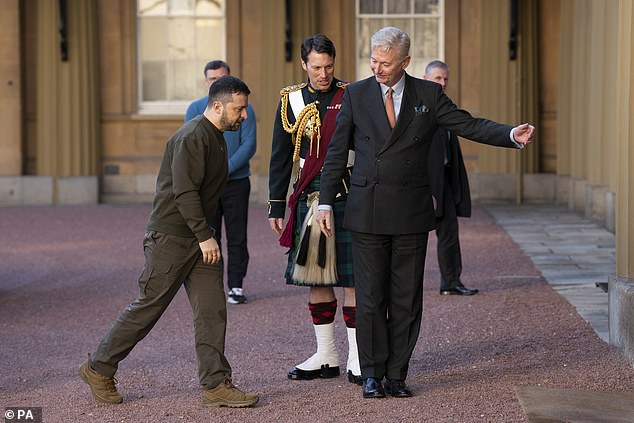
380, 74, 417, 153
366, 80, 392, 143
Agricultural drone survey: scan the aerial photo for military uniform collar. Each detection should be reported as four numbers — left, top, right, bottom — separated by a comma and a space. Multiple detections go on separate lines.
306, 78, 341, 94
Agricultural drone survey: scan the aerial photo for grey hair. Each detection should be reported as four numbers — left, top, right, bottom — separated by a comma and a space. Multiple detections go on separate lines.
425, 60, 449, 75
371, 27, 411, 59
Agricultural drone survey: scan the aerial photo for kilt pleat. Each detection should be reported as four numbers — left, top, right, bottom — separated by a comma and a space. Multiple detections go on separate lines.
284, 174, 354, 287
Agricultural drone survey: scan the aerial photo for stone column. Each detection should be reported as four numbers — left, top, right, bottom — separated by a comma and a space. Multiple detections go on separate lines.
36, 0, 100, 203
478, 0, 519, 174
610, 0, 634, 366
245, 0, 318, 203
556, 0, 574, 180
477, 0, 539, 202
0, 0, 21, 177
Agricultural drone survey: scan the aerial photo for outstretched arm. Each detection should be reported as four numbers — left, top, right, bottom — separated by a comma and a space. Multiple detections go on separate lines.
512, 123, 536, 146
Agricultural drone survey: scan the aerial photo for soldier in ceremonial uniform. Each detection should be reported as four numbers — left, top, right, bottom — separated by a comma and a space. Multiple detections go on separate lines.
268, 34, 360, 385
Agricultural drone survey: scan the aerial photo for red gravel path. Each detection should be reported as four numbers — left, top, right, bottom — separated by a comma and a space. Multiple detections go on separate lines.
0, 204, 632, 423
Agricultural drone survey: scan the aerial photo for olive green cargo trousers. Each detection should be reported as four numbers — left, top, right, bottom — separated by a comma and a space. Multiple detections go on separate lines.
91, 230, 230, 389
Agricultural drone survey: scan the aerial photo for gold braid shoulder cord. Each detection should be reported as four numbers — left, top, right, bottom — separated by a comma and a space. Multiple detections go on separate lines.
280, 88, 321, 162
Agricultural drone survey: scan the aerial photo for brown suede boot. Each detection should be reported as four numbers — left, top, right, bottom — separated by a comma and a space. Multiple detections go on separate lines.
202, 379, 259, 408
79, 355, 123, 404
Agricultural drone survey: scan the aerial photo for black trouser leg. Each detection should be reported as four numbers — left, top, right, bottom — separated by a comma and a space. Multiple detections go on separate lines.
436, 176, 462, 290
385, 233, 428, 381
211, 178, 250, 290
351, 231, 428, 381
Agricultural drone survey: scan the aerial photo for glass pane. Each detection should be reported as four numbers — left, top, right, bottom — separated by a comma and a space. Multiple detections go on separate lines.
387, 0, 410, 14
139, 0, 225, 108
195, 18, 223, 61
142, 61, 166, 101
140, 18, 168, 61
384, 18, 411, 36
359, 0, 382, 14
357, 18, 386, 59
169, 17, 195, 60
171, 60, 198, 100
195, 59, 210, 90
414, 0, 439, 14
138, 0, 167, 16
412, 18, 439, 71
196, 0, 223, 16
168, 0, 194, 15
356, 1, 442, 84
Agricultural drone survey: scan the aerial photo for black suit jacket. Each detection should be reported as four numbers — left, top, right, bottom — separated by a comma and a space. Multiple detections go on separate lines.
320, 73, 518, 235
428, 129, 471, 218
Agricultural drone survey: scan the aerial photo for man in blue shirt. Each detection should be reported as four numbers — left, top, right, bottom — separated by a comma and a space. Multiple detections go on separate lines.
186, 60, 257, 304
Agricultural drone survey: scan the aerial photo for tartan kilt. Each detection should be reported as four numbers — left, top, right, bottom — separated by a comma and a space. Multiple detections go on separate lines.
284, 173, 354, 287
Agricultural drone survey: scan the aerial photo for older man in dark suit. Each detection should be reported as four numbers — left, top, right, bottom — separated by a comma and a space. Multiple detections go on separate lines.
424, 60, 479, 296
317, 26, 534, 399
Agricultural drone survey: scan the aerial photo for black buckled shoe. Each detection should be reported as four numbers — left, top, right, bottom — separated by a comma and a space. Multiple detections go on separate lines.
288, 364, 340, 380
384, 379, 412, 398
347, 370, 363, 386
362, 377, 386, 398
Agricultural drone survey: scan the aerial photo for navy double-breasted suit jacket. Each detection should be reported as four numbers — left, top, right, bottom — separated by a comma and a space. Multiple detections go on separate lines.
320, 72, 519, 235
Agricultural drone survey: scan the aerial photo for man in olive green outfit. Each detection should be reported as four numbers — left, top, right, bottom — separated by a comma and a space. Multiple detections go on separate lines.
79, 75, 258, 408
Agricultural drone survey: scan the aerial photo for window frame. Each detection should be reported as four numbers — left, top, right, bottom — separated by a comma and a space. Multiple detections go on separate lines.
354, 0, 445, 81
136, 0, 226, 115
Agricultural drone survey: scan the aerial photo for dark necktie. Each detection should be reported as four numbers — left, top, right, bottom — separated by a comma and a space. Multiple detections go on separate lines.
385, 87, 396, 129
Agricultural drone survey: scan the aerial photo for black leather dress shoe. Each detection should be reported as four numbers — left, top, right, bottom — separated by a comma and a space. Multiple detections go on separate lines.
384, 379, 412, 398
347, 370, 363, 386
440, 285, 479, 296
288, 364, 340, 380
362, 377, 386, 398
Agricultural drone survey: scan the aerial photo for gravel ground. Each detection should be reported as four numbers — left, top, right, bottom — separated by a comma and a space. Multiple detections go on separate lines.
1, 204, 633, 423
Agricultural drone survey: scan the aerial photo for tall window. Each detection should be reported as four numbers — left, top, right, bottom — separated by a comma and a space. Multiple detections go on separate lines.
137, 0, 225, 114
356, 0, 443, 80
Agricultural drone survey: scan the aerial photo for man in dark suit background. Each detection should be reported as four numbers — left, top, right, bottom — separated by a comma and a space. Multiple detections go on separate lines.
317, 26, 534, 399
424, 60, 478, 296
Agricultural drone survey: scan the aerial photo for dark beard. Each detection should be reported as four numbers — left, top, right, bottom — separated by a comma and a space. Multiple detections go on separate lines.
220, 112, 240, 131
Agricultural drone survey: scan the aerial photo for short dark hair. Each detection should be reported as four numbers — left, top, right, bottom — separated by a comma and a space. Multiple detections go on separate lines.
300, 34, 336, 63
207, 75, 250, 107
204, 60, 230, 76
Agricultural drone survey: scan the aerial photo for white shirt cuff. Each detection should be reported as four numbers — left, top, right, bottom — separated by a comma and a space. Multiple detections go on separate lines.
510, 127, 525, 149
318, 205, 333, 211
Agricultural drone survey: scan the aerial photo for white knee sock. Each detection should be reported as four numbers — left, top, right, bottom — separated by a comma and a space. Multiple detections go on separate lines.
296, 322, 340, 370
346, 327, 360, 376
